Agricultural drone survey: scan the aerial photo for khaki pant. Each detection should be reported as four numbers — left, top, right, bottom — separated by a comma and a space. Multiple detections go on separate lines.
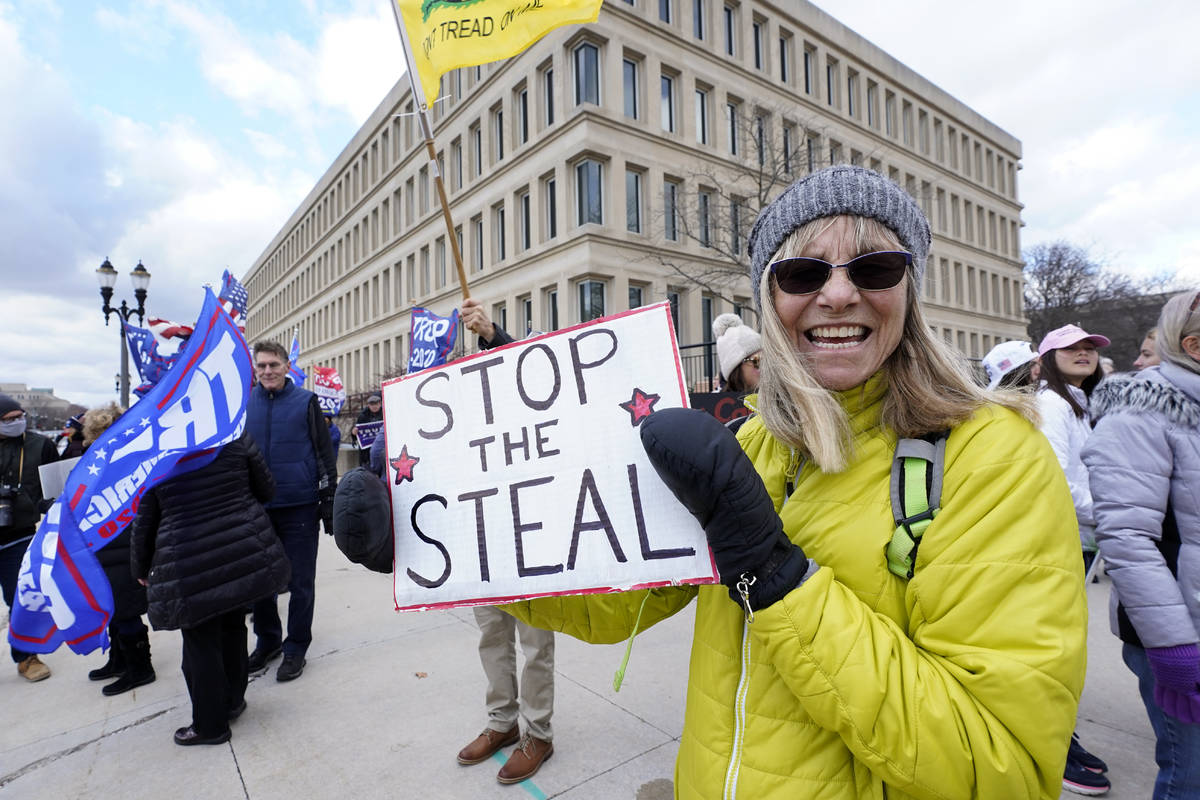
473, 605, 555, 742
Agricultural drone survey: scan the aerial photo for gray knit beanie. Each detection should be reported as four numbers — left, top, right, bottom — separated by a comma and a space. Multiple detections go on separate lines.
748, 165, 931, 310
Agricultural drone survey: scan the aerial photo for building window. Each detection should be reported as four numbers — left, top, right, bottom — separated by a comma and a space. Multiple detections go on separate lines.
866, 81, 878, 128
626, 169, 643, 233
576, 159, 603, 225
629, 285, 644, 308
659, 0, 671, 23
574, 43, 599, 105
667, 290, 681, 336
493, 203, 506, 261
660, 74, 676, 132
782, 125, 793, 174
450, 138, 463, 190
493, 302, 508, 334
726, 101, 739, 155
752, 20, 764, 69
420, 245, 430, 295
847, 71, 858, 117
546, 288, 560, 331
829, 140, 842, 165
779, 35, 791, 83
623, 58, 639, 119
544, 177, 558, 240
491, 106, 504, 162
517, 88, 529, 145
695, 88, 709, 144
754, 114, 766, 166
826, 58, 838, 107
902, 101, 913, 147
664, 179, 679, 241
730, 197, 743, 254
885, 91, 896, 138
803, 46, 814, 94
806, 135, 817, 172
722, 4, 735, 56
520, 296, 533, 335
692, 0, 705, 39
543, 67, 555, 125
435, 236, 446, 287
470, 123, 482, 177
471, 215, 483, 271
698, 190, 711, 247
579, 279, 606, 322
518, 190, 532, 251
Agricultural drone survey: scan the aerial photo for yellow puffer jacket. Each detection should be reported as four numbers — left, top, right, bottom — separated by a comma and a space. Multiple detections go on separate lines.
509, 376, 1087, 799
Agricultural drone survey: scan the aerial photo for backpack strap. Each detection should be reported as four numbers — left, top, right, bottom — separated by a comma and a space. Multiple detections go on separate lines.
886, 431, 948, 579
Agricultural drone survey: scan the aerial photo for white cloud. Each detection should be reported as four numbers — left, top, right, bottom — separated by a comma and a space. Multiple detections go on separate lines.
313, 5, 403, 122
244, 128, 295, 160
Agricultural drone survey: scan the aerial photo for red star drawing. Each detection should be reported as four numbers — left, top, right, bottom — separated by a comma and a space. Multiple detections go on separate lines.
619, 387, 661, 426
389, 445, 420, 484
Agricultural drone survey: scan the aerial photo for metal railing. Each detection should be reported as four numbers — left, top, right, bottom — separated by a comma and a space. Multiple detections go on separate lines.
679, 341, 719, 392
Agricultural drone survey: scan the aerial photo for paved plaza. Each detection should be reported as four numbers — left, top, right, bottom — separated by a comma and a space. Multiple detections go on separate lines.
2, 543, 1156, 799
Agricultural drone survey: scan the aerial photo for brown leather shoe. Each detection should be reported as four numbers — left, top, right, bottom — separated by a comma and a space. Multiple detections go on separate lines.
457, 725, 519, 765
497, 734, 553, 784
17, 655, 51, 682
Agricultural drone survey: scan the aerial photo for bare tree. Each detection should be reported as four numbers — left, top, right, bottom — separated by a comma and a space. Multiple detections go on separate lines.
643, 103, 887, 318
1023, 241, 1178, 367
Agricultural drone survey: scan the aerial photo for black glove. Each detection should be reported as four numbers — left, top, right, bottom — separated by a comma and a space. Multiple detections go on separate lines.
319, 489, 335, 536
640, 408, 810, 613
37, 497, 56, 514
331, 467, 395, 573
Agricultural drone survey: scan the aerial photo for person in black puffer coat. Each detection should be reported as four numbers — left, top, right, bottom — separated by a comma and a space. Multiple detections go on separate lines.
131, 433, 290, 746
81, 403, 156, 696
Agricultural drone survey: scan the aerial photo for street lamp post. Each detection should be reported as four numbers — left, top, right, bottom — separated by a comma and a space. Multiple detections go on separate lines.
96, 258, 152, 407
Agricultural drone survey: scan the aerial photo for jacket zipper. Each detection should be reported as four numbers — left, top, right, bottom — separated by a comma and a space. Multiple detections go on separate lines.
722, 620, 753, 800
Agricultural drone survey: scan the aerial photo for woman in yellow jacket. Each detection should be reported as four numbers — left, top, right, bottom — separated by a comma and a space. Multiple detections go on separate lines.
508, 165, 1087, 799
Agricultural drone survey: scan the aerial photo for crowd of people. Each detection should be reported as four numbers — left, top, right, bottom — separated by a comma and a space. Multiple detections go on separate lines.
3, 165, 1198, 799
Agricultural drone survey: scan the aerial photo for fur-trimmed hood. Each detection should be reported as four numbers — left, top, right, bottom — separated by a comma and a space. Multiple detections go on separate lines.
1090, 366, 1200, 429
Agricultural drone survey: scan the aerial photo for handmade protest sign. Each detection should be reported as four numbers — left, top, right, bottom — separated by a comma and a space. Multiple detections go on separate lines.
380, 302, 717, 611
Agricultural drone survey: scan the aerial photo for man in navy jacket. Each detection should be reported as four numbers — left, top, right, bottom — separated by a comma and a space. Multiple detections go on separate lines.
245, 341, 337, 682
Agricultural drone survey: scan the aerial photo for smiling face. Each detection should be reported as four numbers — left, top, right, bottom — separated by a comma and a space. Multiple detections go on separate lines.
771, 216, 908, 392
1053, 341, 1099, 386
254, 352, 289, 391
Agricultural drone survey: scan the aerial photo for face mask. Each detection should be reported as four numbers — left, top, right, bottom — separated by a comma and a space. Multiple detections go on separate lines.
0, 418, 27, 437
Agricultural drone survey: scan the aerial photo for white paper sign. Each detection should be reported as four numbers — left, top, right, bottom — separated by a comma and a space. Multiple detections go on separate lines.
380, 302, 718, 611
38, 457, 81, 501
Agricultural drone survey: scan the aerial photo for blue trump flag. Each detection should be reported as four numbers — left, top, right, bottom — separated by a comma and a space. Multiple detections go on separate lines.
122, 318, 184, 397
287, 330, 305, 385
407, 307, 460, 373
9, 288, 253, 655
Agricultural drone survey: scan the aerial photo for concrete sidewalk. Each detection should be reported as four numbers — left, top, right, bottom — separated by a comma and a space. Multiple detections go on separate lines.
1, 544, 1156, 799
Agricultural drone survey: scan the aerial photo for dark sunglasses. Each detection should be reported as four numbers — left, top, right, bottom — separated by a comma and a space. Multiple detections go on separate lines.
769, 250, 912, 295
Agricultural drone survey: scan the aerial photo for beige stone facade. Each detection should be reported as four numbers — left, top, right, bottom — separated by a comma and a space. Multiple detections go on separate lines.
244, 0, 1026, 394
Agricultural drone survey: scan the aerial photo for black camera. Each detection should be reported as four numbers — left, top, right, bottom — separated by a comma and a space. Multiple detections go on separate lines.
0, 484, 15, 528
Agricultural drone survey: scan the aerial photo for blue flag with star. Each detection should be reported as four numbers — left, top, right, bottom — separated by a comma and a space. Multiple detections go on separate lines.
287, 330, 305, 385
8, 288, 253, 655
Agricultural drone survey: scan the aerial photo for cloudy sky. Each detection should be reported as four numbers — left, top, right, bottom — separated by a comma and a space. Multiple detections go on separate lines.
2, 0, 1198, 410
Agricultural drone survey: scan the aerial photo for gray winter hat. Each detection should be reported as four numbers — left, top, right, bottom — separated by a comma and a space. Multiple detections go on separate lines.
748, 165, 931, 310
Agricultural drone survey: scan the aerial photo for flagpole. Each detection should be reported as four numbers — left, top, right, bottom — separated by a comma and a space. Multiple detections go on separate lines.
388, 0, 472, 301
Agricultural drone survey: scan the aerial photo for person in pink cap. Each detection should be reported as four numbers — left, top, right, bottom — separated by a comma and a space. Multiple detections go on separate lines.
1035, 323, 1113, 794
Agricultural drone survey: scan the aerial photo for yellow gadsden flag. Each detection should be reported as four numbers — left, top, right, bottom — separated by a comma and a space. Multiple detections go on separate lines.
396, 0, 603, 105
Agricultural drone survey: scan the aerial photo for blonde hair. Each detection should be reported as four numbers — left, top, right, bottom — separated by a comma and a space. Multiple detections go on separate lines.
82, 403, 125, 447
756, 215, 1036, 472
1156, 290, 1200, 375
